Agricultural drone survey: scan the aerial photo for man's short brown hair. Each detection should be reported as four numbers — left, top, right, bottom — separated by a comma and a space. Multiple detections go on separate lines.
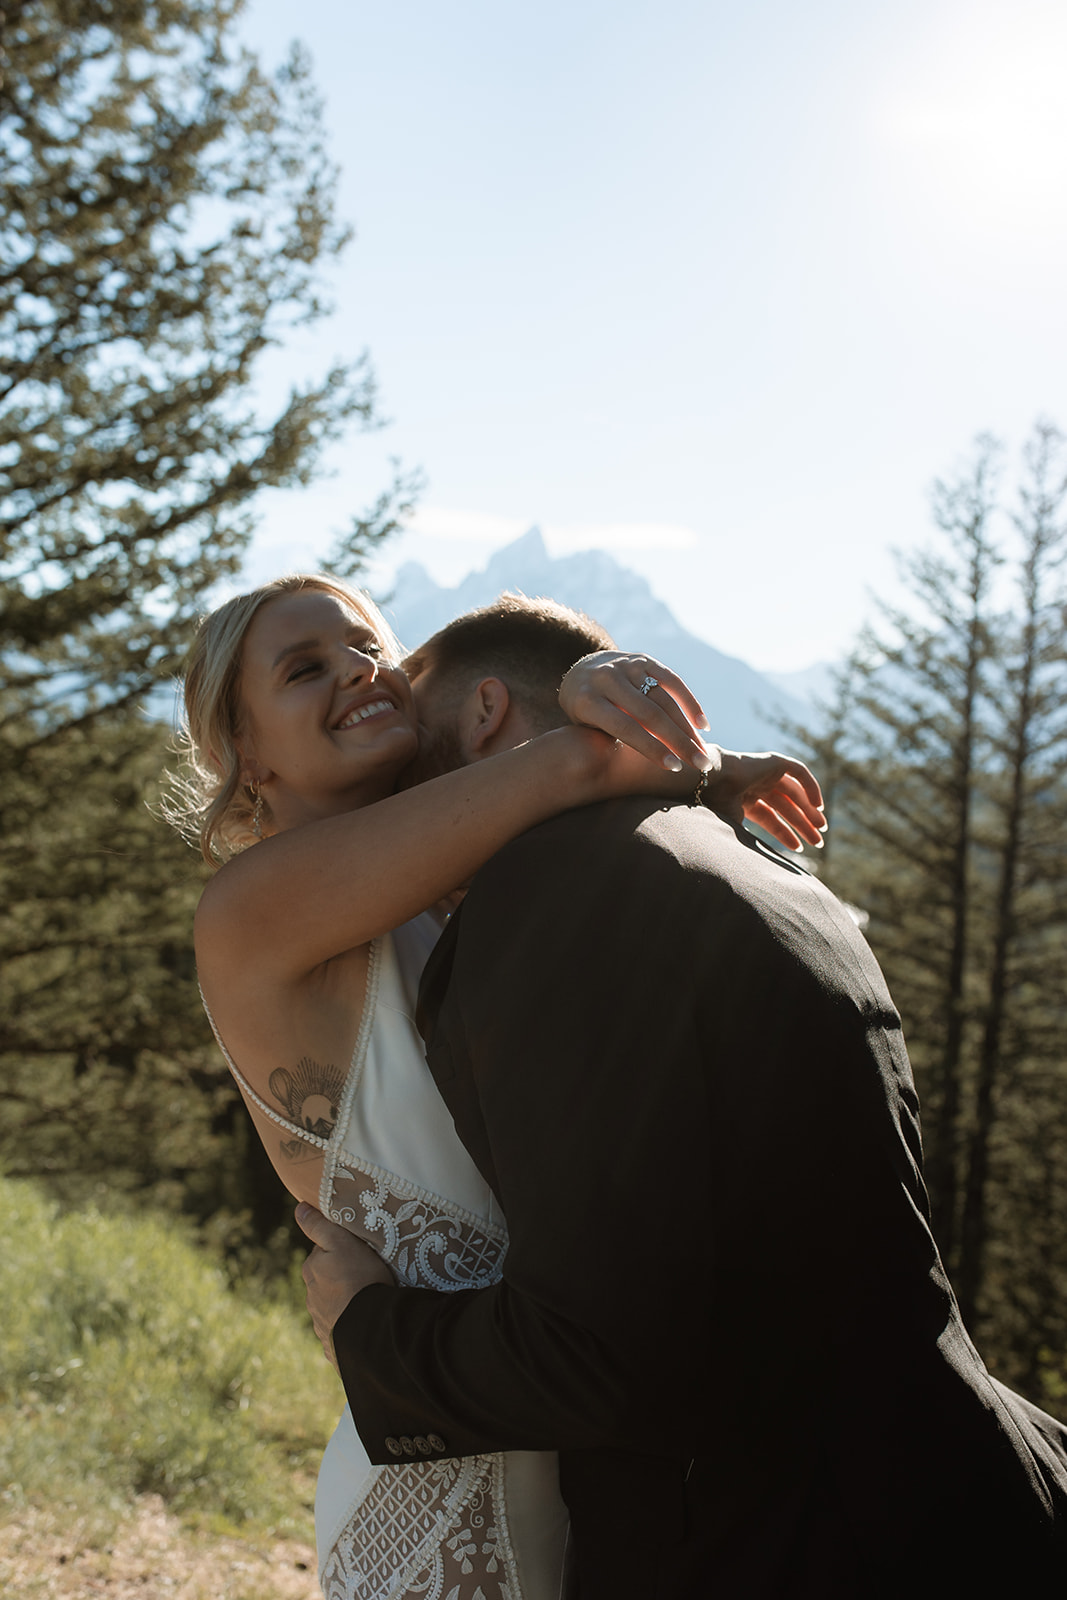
404, 592, 615, 734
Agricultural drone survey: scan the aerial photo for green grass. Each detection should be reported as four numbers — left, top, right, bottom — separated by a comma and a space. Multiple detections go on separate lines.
0, 1176, 343, 1538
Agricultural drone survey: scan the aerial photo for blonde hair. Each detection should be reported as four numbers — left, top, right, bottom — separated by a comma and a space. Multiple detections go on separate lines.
165, 574, 403, 865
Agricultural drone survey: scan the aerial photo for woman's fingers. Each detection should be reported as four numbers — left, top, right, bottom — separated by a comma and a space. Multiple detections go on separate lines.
563, 653, 711, 770
778, 760, 824, 814
631, 659, 707, 732
744, 797, 805, 851
748, 775, 826, 846
575, 696, 702, 772
615, 678, 712, 771
560, 666, 825, 838
775, 773, 827, 844
702, 751, 826, 851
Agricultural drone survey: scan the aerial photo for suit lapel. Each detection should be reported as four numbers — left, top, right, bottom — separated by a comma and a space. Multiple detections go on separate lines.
414, 900, 501, 1197
415, 902, 463, 1049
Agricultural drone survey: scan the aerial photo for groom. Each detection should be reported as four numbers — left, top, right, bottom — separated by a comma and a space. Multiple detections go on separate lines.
300, 595, 1067, 1597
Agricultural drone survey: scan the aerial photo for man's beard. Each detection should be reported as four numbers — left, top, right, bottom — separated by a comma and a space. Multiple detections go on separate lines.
406, 717, 467, 785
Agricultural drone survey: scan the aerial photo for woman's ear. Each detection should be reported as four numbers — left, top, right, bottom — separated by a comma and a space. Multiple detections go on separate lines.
236, 741, 271, 789
239, 767, 273, 792
460, 677, 511, 758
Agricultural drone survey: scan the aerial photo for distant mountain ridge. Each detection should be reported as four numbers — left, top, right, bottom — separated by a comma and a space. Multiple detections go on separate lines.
383, 528, 814, 752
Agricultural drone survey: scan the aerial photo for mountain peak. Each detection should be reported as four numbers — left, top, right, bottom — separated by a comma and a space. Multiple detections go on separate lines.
484, 525, 548, 583
382, 535, 812, 750
509, 525, 547, 558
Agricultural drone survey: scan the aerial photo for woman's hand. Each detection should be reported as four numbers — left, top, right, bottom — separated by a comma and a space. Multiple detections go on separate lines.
559, 651, 712, 774
702, 749, 826, 852
559, 653, 825, 852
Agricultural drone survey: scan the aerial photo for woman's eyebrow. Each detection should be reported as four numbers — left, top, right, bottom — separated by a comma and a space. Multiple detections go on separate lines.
271, 637, 320, 669
271, 628, 378, 670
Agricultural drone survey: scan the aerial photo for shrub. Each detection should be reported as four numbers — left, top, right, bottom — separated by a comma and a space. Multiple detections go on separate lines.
0, 1178, 341, 1535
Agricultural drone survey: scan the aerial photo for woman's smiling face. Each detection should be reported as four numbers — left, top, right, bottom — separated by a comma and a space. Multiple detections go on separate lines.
235, 588, 418, 830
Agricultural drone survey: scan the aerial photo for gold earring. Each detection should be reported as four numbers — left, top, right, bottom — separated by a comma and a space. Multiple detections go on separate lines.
249, 780, 263, 839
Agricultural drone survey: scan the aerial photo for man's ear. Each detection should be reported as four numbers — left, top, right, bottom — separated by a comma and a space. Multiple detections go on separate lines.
459, 677, 512, 759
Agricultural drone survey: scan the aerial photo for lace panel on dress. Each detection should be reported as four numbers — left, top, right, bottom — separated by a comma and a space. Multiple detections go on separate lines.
320, 1455, 520, 1600
326, 1160, 507, 1291
317, 1166, 516, 1595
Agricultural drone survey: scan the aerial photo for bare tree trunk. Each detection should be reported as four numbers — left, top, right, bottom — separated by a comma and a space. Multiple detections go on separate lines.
956, 765, 1022, 1326
957, 422, 1065, 1327
925, 631, 979, 1263
921, 447, 1000, 1262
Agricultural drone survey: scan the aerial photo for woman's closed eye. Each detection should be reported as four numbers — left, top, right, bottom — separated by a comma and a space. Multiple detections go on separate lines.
283, 636, 385, 683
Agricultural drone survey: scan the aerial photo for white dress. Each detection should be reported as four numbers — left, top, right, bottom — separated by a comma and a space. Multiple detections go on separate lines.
205, 914, 569, 1600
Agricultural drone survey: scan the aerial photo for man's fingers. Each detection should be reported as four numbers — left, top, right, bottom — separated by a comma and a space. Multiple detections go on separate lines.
295, 1201, 351, 1249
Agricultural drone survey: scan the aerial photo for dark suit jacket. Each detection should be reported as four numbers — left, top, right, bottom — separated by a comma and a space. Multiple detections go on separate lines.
333, 797, 1067, 1597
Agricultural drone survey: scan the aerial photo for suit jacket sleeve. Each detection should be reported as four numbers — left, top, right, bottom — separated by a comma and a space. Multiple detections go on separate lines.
331, 799, 718, 1463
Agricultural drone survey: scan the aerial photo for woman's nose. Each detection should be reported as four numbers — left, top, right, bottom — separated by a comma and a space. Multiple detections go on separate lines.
339, 647, 378, 685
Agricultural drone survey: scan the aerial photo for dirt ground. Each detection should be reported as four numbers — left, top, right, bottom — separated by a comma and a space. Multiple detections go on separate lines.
0, 1497, 322, 1600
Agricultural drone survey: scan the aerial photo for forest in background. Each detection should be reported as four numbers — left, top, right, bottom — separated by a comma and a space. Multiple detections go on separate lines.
790, 425, 1067, 1406
0, 0, 408, 1280
1, 1, 1066, 1565
0, 0, 395, 1565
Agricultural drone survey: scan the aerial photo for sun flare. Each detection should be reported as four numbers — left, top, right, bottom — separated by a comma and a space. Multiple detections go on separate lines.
877, 4, 1067, 234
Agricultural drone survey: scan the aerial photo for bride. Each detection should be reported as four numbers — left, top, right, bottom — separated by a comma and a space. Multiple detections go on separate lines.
174, 573, 823, 1599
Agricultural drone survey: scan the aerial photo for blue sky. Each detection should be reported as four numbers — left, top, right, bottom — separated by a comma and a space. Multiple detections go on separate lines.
236, 0, 1067, 670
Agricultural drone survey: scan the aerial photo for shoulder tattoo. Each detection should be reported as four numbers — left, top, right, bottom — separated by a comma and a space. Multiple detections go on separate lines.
269, 1057, 345, 1163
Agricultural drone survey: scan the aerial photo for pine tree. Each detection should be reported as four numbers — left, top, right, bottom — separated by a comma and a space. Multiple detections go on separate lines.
790, 425, 1067, 1400
955, 424, 1067, 1371
0, 0, 395, 1259
808, 438, 1003, 1262
1, 0, 373, 725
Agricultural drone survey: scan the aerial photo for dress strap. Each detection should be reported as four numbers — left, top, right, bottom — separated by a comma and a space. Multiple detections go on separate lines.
319, 937, 382, 1211
198, 985, 330, 1151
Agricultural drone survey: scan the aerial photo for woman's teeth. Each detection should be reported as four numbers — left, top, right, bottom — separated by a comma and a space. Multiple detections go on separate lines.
337, 699, 393, 730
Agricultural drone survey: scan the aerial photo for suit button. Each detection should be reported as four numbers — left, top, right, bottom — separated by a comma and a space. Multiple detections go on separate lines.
426, 1433, 447, 1453
385, 1437, 403, 1457
399, 1435, 416, 1457
414, 1435, 432, 1455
